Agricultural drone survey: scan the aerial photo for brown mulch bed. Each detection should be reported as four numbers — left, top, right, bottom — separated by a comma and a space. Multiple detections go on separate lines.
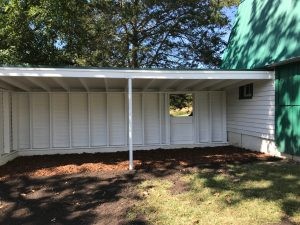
0, 146, 281, 225
0, 146, 278, 179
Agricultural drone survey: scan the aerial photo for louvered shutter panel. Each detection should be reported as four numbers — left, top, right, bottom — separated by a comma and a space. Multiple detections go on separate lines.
52, 93, 69, 148
133, 93, 143, 145
211, 92, 223, 142
31, 93, 50, 148
108, 93, 125, 146
197, 92, 210, 142
144, 93, 160, 144
90, 93, 107, 146
18, 94, 30, 149
70, 93, 89, 147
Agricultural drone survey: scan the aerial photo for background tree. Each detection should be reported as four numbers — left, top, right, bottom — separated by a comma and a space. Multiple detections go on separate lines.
0, 0, 239, 68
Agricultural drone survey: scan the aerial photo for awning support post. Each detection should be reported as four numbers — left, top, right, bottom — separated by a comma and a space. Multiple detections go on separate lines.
128, 78, 134, 170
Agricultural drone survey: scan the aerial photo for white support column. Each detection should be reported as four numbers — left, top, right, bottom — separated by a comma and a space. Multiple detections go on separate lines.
3, 92, 11, 153
49, 93, 52, 148
106, 93, 109, 146
159, 93, 162, 144
68, 92, 72, 148
128, 78, 134, 170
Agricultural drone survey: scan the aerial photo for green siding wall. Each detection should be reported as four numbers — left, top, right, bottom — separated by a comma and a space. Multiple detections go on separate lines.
276, 62, 300, 156
222, 0, 300, 69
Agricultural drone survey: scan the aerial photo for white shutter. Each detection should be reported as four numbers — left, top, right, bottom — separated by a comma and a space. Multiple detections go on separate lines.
159, 94, 169, 144
133, 93, 143, 145
211, 92, 223, 142
18, 94, 30, 149
70, 93, 89, 147
108, 93, 125, 146
12, 93, 19, 150
0, 93, 3, 154
197, 92, 210, 142
31, 93, 50, 148
51, 93, 69, 148
144, 93, 160, 144
90, 93, 107, 146
170, 117, 193, 144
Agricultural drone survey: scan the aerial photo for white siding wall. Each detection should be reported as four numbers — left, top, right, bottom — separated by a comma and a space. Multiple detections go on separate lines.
226, 80, 279, 155
4, 91, 227, 155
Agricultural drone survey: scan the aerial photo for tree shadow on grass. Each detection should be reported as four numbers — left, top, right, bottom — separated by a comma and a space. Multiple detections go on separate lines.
197, 162, 300, 222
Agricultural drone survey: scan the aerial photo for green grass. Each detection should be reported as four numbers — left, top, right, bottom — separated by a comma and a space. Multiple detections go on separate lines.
169, 107, 193, 117
128, 161, 300, 225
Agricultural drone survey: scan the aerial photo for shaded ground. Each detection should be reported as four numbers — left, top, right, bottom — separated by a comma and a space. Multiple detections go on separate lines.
0, 146, 288, 225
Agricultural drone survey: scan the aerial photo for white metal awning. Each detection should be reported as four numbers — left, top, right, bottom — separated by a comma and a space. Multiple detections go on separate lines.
0, 67, 275, 92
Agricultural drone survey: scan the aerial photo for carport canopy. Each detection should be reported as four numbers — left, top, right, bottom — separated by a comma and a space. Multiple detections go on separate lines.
0, 67, 275, 170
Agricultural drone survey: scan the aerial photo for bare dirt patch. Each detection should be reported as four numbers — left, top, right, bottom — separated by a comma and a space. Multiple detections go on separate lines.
169, 178, 190, 195
0, 146, 278, 179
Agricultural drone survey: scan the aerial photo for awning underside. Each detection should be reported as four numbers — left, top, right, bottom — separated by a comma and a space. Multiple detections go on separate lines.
0, 77, 269, 92
0, 67, 274, 92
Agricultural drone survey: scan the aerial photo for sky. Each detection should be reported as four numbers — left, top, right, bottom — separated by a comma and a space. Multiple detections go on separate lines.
223, 6, 238, 42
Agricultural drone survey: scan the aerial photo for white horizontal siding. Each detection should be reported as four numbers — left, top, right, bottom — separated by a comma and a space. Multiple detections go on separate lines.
226, 80, 275, 140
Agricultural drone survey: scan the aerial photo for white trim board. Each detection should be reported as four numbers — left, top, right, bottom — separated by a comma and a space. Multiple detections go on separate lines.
17, 143, 230, 156
0, 151, 18, 166
0, 67, 275, 80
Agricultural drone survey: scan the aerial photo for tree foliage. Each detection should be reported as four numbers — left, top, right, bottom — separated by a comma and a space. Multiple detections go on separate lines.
0, 0, 239, 68
170, 94, 193, 110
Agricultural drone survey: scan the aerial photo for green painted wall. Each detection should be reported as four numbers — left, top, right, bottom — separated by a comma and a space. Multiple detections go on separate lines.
222, 0, 300, 69
276, 62, 300, 156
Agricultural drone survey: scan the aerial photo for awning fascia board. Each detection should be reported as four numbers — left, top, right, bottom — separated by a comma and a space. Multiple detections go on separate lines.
0, 67, 275, 80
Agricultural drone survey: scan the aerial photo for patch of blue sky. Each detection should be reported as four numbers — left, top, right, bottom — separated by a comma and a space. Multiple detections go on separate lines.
222, 6, 238, 42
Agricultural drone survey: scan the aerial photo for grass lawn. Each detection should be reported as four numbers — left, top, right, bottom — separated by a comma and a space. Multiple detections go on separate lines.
128, 161, 300, 225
